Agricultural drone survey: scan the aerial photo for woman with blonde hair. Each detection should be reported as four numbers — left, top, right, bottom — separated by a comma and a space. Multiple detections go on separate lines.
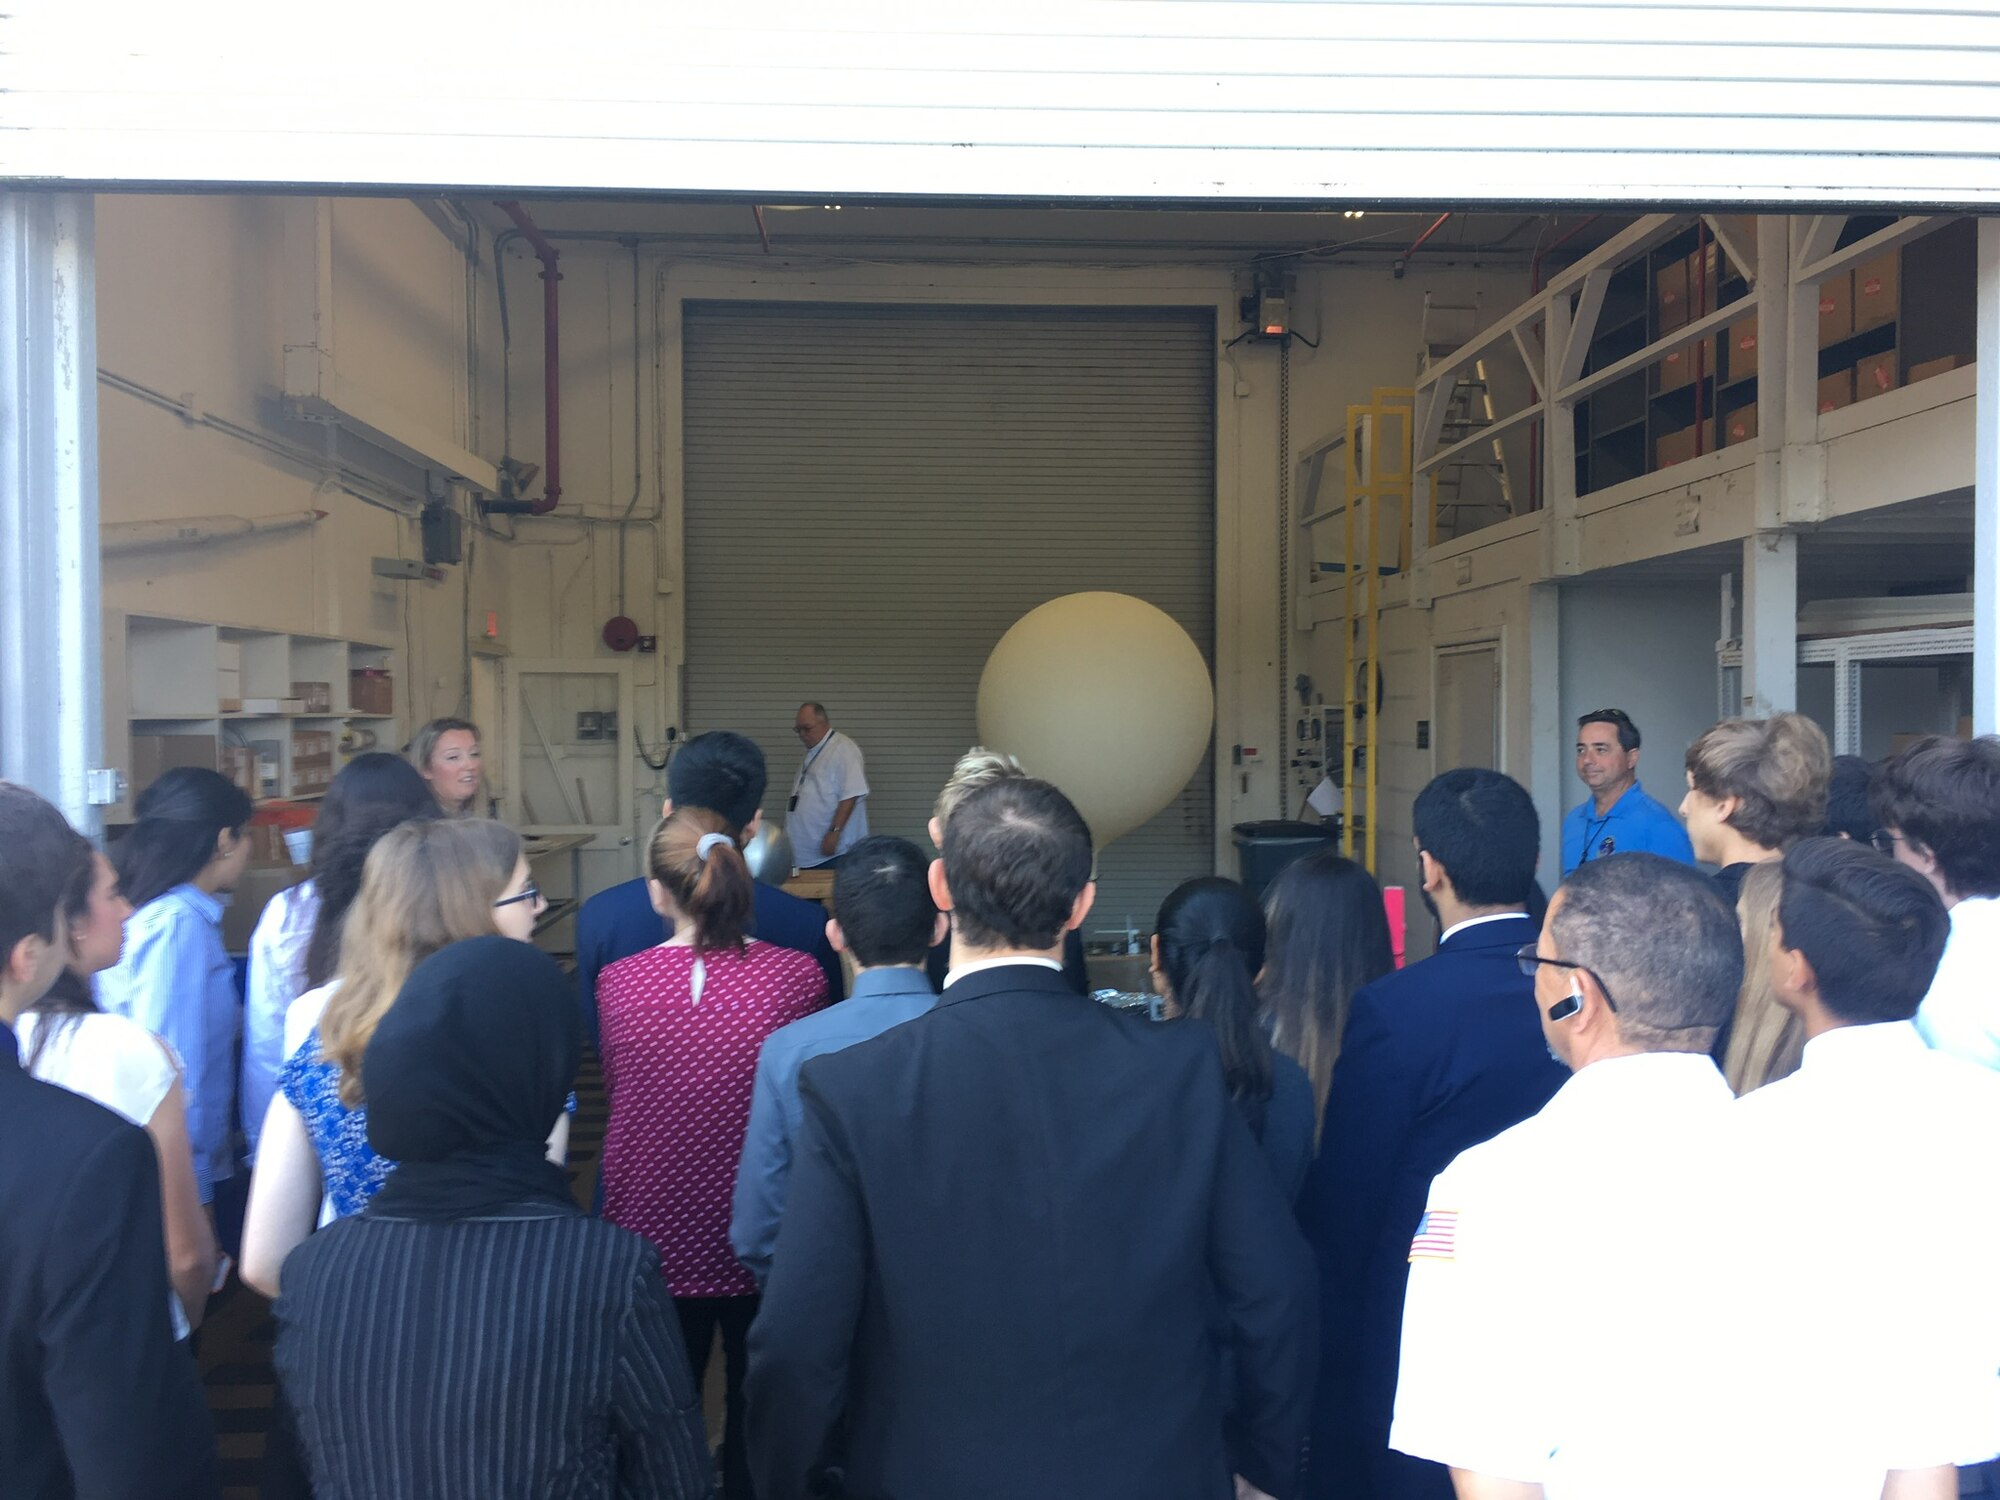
240, 817, 566, 1296
409, 716, 491, 818
1681, 711, 1832, 905
598, 805, 828, 1500
1720, 860, 1805, 1095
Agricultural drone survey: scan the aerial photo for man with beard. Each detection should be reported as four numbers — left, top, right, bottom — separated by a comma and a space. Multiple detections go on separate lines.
1297, 768, 1567, 1500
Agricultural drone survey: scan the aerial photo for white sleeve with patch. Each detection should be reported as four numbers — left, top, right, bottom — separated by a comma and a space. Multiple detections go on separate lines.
1390, 1151, 1557, 1485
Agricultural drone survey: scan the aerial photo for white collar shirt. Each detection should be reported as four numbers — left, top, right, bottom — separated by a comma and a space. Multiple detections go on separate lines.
942, 956, 1064, 989
1729, 1021, 2000, 1482
1438, 910, 1530, 946
789, 731, 870, 868
1392, 1051, 1737, 1498
1915, 894, 2000, 1070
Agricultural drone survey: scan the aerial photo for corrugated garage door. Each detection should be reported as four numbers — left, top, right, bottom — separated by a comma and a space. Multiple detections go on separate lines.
682, 301, 1214, 931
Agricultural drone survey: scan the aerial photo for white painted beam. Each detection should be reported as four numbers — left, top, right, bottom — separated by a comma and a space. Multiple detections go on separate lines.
0, 193, 106, 836
1742, 531, 1798, 716
1795, 215, 1945, 287
1976, 216, 1999, 734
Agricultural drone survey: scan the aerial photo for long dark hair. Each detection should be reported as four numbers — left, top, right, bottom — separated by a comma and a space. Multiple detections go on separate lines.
304, 753, 441, 987
1156, 876, 1275, 1138
1260, 849, 1395, 1133
113, 767, 253, 910
23, 855, 104, 1072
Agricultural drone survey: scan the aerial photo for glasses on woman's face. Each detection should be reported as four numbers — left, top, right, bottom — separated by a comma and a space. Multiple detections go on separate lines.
1514, 944, 1621, 1012
1869, 830, 1905, 858
494, 883, 544, 910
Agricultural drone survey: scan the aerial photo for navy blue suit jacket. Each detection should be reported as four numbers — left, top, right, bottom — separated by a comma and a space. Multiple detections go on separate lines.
1296, 914, 1565, 1497
574, 877, 843, 1044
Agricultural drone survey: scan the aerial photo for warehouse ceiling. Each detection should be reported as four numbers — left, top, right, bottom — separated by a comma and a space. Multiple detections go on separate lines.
454, 199, 1632, 269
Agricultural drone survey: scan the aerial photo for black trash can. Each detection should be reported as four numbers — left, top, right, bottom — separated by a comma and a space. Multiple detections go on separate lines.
1231, 820, 1338, 906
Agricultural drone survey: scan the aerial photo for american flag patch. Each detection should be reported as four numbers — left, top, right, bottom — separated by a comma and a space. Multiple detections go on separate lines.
1409, 1209, 1458, 1261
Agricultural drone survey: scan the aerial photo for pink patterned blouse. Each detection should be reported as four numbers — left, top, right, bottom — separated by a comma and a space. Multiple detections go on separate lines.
598, 939, 828, 1297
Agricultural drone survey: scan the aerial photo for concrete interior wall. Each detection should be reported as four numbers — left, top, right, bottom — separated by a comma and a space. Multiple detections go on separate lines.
1557, 579, 1724, 870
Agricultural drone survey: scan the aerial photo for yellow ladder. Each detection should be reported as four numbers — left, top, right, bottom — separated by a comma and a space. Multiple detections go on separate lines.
1341, 386, 1414, 875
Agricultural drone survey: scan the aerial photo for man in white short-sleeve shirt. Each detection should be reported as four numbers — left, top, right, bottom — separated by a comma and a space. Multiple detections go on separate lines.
1729, 837, 2000, 1500
1391, 853, 1745, 1500
789, 702, 869, 869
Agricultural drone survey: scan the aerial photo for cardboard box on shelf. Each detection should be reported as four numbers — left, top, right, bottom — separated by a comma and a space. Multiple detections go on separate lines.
1725, 314, 1758, 380
291, 681, 333, 714
1656, 259, 1690, 332
1818, 370, 1855, 414
1655, 424, 1702, 469
222, 866, 306, 952
1853, 252, 1899, 333
238, 697, 306, 715
1656, 338, 1716, 394
1908, 354, 1963, 384
221, 743, 258, 798
1724, 403, 1759, 447
1818, 272, 1854, 345
131, 734, 216, 792
1687, 243, 1722, 304
1855, 349, 1900, 401
290, 729, 334, 760
349, 669, 394, 716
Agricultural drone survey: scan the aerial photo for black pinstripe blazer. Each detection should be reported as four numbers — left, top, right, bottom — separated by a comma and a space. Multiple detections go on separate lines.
274, 1204, 716, 1500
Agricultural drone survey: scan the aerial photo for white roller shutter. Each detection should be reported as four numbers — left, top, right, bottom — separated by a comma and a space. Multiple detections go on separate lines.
9, 1, 2000, 205
682, 301, 1214, 931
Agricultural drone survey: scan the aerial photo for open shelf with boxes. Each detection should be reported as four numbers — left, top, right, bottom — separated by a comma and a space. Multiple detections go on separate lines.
105, 610, 401, 821
1810, 216, 1977, 418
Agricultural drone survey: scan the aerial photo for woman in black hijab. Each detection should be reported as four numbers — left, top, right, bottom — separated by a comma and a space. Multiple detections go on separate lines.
273, 936, 716, 1500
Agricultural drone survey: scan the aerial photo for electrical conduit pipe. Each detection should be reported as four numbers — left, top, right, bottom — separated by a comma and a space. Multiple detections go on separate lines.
490, 201, 563, 514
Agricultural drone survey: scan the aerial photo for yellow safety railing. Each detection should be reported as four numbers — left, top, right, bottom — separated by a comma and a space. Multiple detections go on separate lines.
1341, 386, 1414, 875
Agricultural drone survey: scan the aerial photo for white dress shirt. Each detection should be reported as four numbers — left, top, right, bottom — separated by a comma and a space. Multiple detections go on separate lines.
1915, 894, 2000, 1070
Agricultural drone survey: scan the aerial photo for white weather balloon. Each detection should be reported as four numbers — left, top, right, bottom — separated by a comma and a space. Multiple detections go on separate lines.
976, 592, 1214, 849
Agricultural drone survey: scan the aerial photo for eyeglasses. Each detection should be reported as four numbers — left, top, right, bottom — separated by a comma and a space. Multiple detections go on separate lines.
1869, 830, 1905, 858
494, 883, 543, 910
1515, 945, 1620, 1012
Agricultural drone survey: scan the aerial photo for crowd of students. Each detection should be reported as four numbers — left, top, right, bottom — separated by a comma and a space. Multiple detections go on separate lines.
0, 707, 1996, 1500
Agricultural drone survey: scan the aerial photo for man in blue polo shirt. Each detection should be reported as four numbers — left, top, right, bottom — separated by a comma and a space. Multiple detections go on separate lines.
1561, 708, 1695, 874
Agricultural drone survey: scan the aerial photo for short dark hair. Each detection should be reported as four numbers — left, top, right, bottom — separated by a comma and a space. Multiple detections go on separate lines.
942, 778, 1093, 951
1870, 735, 2000, 899
833, 836, 937, 968
1578, 708, 1640, 752
1777, 837, 1949, 1025
0, 782, 92, 981
1412, 768, 1539, 908
1823, 755, 1880, 844
114, 766, 254, 910
669, 731, 768, 834
1552, 853, 1742, 1051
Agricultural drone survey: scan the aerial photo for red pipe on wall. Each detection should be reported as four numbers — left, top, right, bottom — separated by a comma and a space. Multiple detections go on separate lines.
496, 201, 563, 515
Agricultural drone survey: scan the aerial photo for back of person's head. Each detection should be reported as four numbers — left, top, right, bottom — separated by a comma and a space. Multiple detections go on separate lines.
363, 935, 579, 1165
1578, 708, 1641, 751
932, 746, 1028, 830
1822, 755, 1880, 844
1869, 735, 2000, 900
0, 783, 92, 1010
1411, 768, 1539, 907
1777, 836, 1949, 1026
648, 805, 754, 953
668, 730, 768, 835
1684, 713, 1830, 853
1720, 860, 1804, 1094
1552, 853, 1742, 1052
305, 753, 440, 987
942, 778, 1094, 951
321, 817, 523, 1106
833, 836, 937, 969
1156, 876, 1275, 1126
1259, 849, 1394, 1125
113, 766, 253, 909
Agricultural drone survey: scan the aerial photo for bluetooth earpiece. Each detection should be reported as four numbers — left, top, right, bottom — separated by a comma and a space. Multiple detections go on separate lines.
1546, 978, 1584, 1023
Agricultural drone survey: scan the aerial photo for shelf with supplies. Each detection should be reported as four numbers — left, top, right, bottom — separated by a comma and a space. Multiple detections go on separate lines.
105, 610, 401, 821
